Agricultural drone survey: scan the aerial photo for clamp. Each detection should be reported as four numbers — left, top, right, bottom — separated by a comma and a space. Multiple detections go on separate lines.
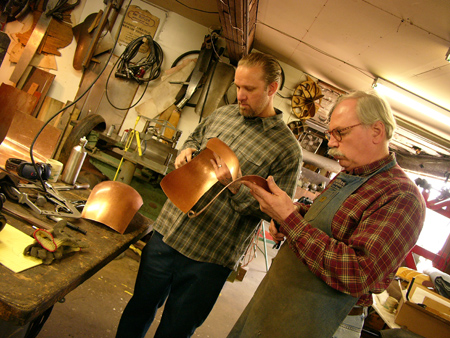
10, 182, 82, 219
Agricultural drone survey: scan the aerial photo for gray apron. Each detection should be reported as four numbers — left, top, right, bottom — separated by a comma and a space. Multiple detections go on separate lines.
228, 160, 396, 338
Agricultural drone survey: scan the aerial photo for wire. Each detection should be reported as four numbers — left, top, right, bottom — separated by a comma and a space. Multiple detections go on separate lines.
105, 34, 164, 110
28, 0, 133, 192
171, 50, 200, 68
175, 0, 218, 14
114, 35, 163, 83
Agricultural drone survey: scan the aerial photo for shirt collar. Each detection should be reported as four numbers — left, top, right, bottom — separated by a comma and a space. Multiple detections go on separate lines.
243, 108, 284, 131
347, 152, 396, 176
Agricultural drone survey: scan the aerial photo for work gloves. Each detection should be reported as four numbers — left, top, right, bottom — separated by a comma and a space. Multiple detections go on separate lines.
24, 220, 89, 264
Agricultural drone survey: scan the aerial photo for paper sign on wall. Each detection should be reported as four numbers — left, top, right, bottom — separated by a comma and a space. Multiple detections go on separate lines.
118, 5, 160, 53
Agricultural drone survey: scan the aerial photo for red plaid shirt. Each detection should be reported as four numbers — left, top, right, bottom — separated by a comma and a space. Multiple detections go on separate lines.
280, 153, 426, 306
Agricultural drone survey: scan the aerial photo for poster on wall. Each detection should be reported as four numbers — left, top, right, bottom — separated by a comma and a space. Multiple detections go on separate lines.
118, 5, 160, 53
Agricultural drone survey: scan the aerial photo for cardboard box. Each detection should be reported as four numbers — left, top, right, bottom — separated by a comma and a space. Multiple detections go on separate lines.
395, 280, 450, 338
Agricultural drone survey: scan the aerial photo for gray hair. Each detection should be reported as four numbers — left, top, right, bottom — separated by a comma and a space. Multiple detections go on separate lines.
329, 90, 396, 140
238, 53, 282, 88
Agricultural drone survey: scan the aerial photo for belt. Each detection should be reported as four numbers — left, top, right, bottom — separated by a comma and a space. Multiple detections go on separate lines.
348, 306, 364, 316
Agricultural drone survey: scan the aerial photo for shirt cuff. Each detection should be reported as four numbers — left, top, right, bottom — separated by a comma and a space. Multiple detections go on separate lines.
279, 208, 306, 235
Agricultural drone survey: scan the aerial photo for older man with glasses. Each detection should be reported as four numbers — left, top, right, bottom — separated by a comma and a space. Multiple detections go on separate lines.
227, 90, 426, 338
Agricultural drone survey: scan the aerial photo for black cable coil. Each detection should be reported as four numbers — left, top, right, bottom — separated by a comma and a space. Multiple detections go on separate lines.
115, 34, 163, 84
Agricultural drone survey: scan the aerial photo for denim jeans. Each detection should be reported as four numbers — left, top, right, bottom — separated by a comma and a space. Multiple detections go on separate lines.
116, 231, 231, 338
332, 308, 367, 338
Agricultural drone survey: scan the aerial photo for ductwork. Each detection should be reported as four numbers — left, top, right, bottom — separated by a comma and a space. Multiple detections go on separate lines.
302, 149, 342, 173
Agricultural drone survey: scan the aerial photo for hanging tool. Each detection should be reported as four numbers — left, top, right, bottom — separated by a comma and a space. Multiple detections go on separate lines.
1, 0, 30, 27
9, 0, 59, 86
45, 0, 81, 21
159, 34, 215, 139
72, 0, 123, 70
0, 30, 10, 67
81, 0, 118, 69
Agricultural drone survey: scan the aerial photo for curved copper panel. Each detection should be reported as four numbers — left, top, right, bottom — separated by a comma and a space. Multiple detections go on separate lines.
186, 175, 272, 218
239, 175, 270, 191
160, 138, 240, 213
205, 138, 240, 180
81, 181, 143, 234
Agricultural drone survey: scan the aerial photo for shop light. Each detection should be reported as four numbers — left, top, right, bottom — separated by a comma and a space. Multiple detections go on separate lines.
372, 78, 450, 127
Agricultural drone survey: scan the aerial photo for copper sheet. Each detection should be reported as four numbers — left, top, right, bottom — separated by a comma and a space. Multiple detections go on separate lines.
239, 175, 270, 191
160, 138, 240, 213
0, 83, 39, 144
0, 111, 61, 168
81, 181, 143, 234
186, 174, 271, 218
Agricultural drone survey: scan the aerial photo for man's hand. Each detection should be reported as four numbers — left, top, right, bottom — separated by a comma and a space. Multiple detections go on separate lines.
210, 152, 242, 194
242, 176, 296, 224
175, 148, 197, 168
269, 219, 286, 244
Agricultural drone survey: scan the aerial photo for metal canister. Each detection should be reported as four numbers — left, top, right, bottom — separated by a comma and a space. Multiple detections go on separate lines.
106, 125, 115, 137
121, 130, 129, 144
61, 137, 88, 185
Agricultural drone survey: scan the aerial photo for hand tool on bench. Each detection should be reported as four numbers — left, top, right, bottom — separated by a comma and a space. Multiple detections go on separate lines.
47, 215, 86, 235
3, 204, 52, 230
10, 183, 82, 219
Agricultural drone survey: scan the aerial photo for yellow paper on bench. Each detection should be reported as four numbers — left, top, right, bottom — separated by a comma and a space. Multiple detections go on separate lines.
0, 223, 42, 272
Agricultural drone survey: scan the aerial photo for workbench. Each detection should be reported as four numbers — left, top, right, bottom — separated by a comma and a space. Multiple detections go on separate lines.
0, 188, 152, 336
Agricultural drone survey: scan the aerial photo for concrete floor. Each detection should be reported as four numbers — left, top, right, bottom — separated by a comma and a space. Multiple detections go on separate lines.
36, 236, 277, 338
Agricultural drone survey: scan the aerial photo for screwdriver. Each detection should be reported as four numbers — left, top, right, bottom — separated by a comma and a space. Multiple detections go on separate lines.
46, 215, 87, 235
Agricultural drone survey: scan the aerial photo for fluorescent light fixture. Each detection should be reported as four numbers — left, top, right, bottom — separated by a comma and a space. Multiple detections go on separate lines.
372, 78, 450, 127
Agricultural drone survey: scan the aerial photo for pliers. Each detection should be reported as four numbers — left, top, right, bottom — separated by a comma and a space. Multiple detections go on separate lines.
45, 0, 80, 20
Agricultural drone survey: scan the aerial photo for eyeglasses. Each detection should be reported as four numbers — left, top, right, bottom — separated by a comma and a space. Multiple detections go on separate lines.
324, 123, 362, 142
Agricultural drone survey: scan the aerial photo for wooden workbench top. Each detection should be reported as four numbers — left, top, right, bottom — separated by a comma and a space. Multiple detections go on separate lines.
0, 189, 152, 326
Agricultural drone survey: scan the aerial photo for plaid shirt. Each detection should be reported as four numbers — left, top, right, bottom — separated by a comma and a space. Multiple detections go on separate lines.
281, 153, 426, 306
154, 104, 302, 270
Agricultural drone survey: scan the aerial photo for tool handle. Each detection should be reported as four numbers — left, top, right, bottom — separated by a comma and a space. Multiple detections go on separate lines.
3, 206, 52, 230
66, 222, 87, 235
82, 1, 113, 69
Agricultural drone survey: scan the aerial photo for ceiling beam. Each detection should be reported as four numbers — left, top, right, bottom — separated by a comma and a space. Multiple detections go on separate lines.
216, 0, 258, 65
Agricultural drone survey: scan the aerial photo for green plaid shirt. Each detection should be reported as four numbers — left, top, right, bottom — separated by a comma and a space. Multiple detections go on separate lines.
154, 104, 302, 269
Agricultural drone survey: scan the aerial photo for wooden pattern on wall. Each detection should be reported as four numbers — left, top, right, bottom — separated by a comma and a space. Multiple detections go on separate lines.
216, 0, 258, 65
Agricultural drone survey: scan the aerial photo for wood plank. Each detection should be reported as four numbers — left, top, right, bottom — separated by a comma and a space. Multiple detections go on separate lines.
27, 82, 39, 95
36, 96, 65, 126
20, 67, 56, 117
54, 104, 81, 161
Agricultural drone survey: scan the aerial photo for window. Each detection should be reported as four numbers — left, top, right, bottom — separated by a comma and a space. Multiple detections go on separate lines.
406, 172, 450, 271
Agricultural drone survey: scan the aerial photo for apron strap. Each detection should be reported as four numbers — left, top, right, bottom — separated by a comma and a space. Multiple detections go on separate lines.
304, 159, 396, 237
